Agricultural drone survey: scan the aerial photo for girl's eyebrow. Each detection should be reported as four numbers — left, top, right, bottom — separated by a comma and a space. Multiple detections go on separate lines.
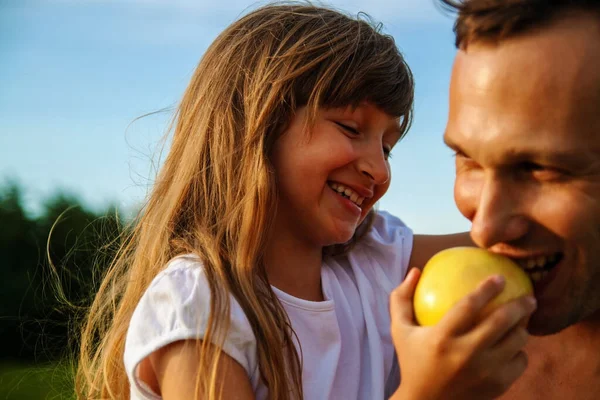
389, 129, 403, 147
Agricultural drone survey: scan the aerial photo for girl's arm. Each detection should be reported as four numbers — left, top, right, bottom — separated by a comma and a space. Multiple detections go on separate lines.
148, 339, 255, 400
409, 232, 473, 271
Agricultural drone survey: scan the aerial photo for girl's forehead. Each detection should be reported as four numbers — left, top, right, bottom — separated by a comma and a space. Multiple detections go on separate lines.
323, 102, 399, 121
322, 102, 386, 116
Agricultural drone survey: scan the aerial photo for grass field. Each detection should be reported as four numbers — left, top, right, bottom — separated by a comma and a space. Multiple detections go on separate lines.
0, 362, 74, 400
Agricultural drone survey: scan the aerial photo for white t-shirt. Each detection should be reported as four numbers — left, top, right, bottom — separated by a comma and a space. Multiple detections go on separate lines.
124, 211, 413, 399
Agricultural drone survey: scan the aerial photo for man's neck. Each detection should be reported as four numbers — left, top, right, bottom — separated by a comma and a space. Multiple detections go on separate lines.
532, 310, 600, 348
528, 313, 600, 369
500, 312, 600, 400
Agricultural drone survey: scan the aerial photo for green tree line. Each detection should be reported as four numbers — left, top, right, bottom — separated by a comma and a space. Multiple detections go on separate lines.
0, 181, 124, 364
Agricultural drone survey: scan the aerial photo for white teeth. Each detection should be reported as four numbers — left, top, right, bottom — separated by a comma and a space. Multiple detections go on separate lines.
520, 256, 549, 270
531, 271, 542, 281
529, 269, 550, 283
328, 182, 366, 208
516, 254, 560, 272
514, 253, 561, 283
536, 256, 547, 267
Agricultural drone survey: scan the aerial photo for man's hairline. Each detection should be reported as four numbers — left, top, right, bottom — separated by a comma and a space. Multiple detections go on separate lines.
456, 8, 600, 52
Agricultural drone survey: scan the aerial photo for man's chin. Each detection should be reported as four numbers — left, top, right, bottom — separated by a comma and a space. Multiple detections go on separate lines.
527, 313, 574, 336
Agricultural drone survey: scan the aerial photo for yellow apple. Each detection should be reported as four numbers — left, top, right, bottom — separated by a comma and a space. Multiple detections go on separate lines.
414, 247, 533, 326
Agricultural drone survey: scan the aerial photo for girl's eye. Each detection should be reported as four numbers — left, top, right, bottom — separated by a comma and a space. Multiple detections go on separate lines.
335, 121, 393, 160
383, 146, 393, 160
335, 122, 360, 135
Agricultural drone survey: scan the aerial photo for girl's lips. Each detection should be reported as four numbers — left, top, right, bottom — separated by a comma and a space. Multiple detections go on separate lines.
327, 180, 374, 200
329, 185, 361, 216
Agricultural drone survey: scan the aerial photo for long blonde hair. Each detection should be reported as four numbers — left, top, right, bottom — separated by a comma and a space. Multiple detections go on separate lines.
76, 3, 414, 399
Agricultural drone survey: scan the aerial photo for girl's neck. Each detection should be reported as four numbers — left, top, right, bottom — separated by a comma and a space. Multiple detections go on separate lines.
264, 232, 325, 302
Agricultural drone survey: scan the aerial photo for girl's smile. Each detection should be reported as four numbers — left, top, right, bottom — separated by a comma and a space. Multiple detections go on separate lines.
271, 103, 402, 248
328, 181, 364, 218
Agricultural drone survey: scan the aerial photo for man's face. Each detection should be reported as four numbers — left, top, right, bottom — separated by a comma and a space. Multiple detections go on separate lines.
444, 14, 600, 335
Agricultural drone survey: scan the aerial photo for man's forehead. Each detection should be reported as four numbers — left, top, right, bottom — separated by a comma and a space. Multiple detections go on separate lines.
447, 12, 600, 161
454, 13, 600, 103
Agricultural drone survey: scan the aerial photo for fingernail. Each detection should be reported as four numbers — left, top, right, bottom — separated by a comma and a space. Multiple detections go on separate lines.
493, 275, 505, 285
528, 296, 537, 310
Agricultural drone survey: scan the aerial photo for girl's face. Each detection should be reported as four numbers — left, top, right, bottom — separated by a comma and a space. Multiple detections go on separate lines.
271, 103, 402, 248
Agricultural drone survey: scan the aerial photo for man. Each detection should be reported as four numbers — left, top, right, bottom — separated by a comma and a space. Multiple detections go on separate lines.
439, 0, 600, 398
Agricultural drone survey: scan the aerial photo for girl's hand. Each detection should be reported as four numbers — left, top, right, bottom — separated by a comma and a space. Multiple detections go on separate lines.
389, 268, 536, 400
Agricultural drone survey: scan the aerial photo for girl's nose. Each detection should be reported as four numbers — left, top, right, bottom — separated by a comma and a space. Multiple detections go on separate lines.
358, 149, 390, 185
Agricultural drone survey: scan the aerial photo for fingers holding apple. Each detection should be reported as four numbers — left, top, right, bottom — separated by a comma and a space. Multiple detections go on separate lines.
413, 247, 535, 327
388, 247, 537, 400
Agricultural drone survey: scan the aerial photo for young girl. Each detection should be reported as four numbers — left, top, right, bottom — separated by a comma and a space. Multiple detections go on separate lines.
77, 3, 536, 400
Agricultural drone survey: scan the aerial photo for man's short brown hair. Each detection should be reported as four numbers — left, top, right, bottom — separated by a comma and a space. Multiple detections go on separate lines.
439, 0, 600, 48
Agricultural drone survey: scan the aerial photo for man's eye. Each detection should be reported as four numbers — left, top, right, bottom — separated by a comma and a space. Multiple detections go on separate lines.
520, 162, 552, 174
453, 152, 481, 172
520, 161, 540, 170
519, 162, 564, 180
452, 149, 466, 158
335, 122, 360, 135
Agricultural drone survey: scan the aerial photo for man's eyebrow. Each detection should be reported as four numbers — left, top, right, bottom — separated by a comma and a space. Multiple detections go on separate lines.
521, 149, 595, 169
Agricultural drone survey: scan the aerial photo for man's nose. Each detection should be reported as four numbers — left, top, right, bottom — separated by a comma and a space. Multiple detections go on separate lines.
470, 176, 529, 248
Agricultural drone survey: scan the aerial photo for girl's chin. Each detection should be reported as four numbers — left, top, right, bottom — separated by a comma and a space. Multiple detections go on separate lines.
327, 228, 358, 246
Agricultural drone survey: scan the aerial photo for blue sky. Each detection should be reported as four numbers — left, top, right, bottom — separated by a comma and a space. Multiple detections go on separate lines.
0, 0, 471, 234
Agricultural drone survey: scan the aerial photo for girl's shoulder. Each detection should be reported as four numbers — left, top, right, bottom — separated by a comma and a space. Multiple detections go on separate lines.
331, 211, 414, 294
364, 210, 413, 248
123, 254, 259, 398
148, 253, 206, 292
